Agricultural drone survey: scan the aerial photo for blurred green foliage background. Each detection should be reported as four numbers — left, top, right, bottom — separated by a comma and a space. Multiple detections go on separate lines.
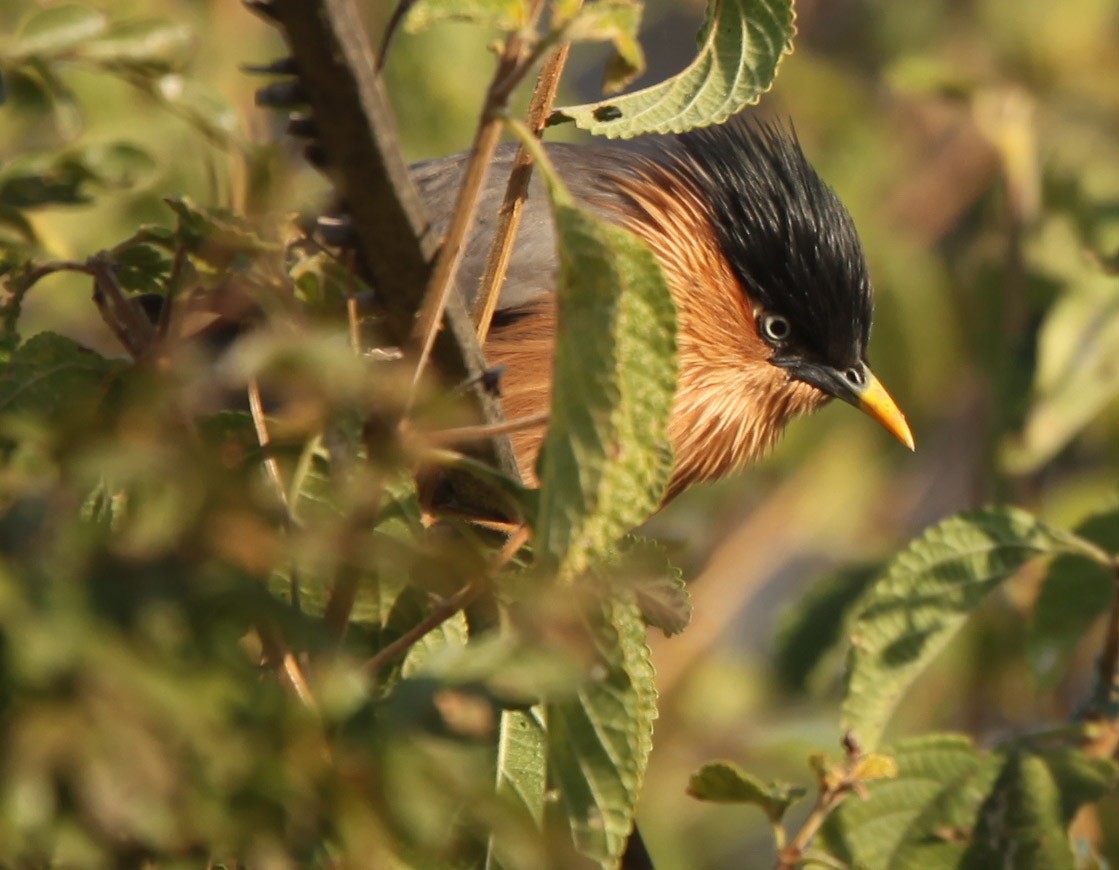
3, 0, 1119, 866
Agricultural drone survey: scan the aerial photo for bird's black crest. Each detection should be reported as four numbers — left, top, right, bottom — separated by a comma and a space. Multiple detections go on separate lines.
642, 117, 873, 369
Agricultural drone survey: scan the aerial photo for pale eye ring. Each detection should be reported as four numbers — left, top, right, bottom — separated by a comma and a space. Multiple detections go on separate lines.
760, 313, 791, 343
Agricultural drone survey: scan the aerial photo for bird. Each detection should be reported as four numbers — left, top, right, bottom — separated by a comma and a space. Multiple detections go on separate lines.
411, 117, 914, 501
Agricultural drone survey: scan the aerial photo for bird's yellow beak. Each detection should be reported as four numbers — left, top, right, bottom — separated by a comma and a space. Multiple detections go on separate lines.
853, 370, 915, 451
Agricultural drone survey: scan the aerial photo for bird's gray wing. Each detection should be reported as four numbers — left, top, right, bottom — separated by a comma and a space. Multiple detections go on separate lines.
410, 142, 634, 314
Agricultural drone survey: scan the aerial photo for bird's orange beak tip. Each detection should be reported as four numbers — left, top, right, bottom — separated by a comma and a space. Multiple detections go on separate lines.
857, 372, 915, 451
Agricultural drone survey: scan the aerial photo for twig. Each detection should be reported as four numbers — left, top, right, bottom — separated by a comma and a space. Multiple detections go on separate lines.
362, 524, 531, 679
344, 249, 362, 354
89, 256, 156, 359
258, 623, 319, 712
406, 0, 547, 408
247, 376, 293, 516
426, 412, 549, 445
473, 7, 579, 343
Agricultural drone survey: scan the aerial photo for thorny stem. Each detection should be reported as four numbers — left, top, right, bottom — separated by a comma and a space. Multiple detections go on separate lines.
362, 524, 531, 680
406, 0, 547, 411
473, 15, 579, 343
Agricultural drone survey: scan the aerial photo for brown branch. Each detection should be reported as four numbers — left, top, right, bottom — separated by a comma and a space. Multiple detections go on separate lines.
473, 10, 579, 343
261, 0, 520, 486
407, 0, 547, 400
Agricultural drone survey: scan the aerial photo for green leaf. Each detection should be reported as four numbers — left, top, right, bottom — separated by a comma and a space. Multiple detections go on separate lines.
550, 0, 795, 138
81, 20, 195, 72
534, 203, 676, 580
402, 0, 529, 33
687, 761, 805, 822
773, 563, 879, 692
841, 507, 1103, 751
163, 196, 277, 268
546, 595, 657, 867
1006, 278, 1119, 474
150, 75, 239, 143
6, 4, 108, 60
0, 332, 127, 421
487, 707, 548, 869
595, 536, 691, 637
559, 0, 645, 95
820, 734, 1002, 870
1028, 500, 1119, 688
961, 749, 1117, 870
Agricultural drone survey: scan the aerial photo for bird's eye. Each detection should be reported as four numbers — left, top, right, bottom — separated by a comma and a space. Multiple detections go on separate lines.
759, 313, 791, 344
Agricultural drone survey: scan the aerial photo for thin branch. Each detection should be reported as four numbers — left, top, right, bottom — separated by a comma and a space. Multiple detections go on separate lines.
247, 376, 293, 517
362, 524, 531, 680
406, 0, 547, 408
426, 412, 549, 445
473, 8, 579, 343
258, 623, 319, 712
89, 256, 156, 359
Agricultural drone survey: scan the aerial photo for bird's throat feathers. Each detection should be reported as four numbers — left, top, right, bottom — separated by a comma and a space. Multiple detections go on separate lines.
588, 127, 838, 496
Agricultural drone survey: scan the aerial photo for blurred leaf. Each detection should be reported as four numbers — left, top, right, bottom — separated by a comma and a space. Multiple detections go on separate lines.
81, 20, 195, 72
164, 196, 277, 268
961, 749, 1117, 870
489, 707, 547, 864
1028, 500, 1119, 688
820, 734, 1001, 869
1007, 279, 1119, 473
112, 243, 172, 294
151, 74, 239, 143
559, 0, 645, 95
551, 0, 795, 138
534, 201, 676, 580
6, 4, 108, 60
0, 332, 127, 420
547, 595, 656, 867
686, 761, 805, 822
0, 143, 154, 209
596, 536, 691, 637
402, 0, 529, 33
842, 507, 1104, 750
773, 563, 879, 693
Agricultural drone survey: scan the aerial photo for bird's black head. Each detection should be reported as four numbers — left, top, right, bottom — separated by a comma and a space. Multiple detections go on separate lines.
666, 117, 872, 376
626, 116, 912, 450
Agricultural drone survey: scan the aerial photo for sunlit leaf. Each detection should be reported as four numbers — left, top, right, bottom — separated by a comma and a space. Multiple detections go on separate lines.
820, 734, 1000, 869
559, 0, 645, 95
551, 0, 795, 138
594, 536, 691, 637
81, 20, 195, 72
6, 4, 108, 60
534, 203, 676, 580
841, 507, 1104, 751
961, 750, 1117, 870
1007, 278, 1119, 473
1028, 500, 1119, 688
402, 0, 529, 33
547, 595, 656, 867
687, 761, 805, 822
